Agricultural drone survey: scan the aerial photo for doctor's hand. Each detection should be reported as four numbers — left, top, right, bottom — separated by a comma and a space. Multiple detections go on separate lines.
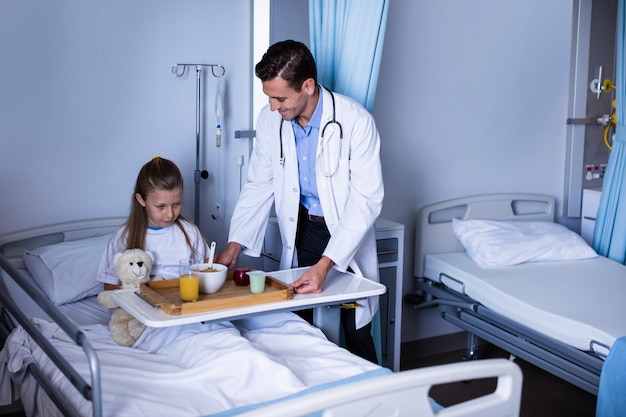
291, 256, 335, 294
214, 242, 243, 270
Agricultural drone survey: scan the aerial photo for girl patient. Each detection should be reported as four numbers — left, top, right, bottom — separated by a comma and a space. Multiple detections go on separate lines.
96, 155, 210, 290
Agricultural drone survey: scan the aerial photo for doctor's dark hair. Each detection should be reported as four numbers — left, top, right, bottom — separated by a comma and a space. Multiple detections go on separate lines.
255, 40, 317, 91
123, 156, 192, 253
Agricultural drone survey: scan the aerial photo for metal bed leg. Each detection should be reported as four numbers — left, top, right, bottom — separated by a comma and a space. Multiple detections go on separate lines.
461, 331, 478, 361
313, 306, 341, 345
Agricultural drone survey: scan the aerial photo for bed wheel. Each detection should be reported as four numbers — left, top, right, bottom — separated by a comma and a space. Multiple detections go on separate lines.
403, 293, 424, 307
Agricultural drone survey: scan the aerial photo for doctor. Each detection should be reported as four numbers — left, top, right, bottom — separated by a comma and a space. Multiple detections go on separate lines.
215, 40, 384, 362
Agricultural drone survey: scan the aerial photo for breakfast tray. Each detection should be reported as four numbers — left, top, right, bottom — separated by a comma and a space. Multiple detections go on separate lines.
138, 274, 294, 315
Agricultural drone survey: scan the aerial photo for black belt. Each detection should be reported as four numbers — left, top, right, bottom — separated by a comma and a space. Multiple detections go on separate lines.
300, 205, 325, 224
308, 213, 325, 223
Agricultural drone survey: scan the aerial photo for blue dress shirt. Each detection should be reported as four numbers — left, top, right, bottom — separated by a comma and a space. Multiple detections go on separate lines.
291, 90, 324, 217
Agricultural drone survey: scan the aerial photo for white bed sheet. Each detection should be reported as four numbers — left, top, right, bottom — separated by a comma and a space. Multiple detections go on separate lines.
58, 295, 110, 327
3, 311, 379, 417
424, 252, 626, 356
1, 268, 109, 327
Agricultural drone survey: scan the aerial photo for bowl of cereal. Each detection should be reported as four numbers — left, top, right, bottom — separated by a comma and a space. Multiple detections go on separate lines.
193, 263, 228, 294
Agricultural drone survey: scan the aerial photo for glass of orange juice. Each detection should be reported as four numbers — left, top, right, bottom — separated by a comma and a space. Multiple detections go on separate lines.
179, 258, 199, 302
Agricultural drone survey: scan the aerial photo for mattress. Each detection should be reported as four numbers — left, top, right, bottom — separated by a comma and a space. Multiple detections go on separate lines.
424, 252, 626, 356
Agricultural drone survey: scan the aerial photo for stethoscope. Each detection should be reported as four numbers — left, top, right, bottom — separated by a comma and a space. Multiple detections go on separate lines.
279, 86, 343, 177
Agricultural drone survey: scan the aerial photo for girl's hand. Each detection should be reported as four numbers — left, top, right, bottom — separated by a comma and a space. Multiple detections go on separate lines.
103, 283, 122, 291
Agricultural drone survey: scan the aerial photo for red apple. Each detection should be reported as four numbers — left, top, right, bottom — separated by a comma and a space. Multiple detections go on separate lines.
233, 267, 251, 286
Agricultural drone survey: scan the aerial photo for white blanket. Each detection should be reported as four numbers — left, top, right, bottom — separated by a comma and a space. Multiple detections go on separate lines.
2, 312, 380, 417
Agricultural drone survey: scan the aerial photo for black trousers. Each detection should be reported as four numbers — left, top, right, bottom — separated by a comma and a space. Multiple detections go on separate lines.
295, 206, 378, 364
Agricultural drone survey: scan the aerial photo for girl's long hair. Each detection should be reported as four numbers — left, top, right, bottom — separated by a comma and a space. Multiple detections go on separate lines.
123, 156, 193, 253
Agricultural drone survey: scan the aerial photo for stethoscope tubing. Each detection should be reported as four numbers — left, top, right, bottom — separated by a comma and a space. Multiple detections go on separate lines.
279, 86, 343, 176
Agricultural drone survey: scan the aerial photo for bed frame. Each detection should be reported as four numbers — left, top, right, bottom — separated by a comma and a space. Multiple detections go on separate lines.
236, 358, 522, 417
1, 218, 524, 417
411, 194, 605, 395
0, 217, 126, 417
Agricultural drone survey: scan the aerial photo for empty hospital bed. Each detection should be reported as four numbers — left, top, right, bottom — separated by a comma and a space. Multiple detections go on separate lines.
411, 193, 626, 395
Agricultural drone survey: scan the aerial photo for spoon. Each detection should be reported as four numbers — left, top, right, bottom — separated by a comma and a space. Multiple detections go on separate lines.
207, 241, 216, 269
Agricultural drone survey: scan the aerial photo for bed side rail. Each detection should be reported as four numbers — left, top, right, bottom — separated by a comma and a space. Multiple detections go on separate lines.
0, 252, 102, 417
235, 359, 522, 417
413, 278, 603, 395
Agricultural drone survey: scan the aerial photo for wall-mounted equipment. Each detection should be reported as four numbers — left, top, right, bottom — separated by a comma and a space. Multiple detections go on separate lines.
589, 66, 616, 99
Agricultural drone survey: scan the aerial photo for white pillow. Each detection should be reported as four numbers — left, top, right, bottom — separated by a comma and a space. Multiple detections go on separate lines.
452, 218, 597, 268
23, 234, 111, 305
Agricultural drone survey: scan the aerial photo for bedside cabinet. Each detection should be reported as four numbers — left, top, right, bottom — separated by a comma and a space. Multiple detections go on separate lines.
374, 218, 405, 372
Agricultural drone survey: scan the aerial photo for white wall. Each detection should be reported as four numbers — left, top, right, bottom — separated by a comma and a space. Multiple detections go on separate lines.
372, 0, 577, 342
0, 0, 253, 253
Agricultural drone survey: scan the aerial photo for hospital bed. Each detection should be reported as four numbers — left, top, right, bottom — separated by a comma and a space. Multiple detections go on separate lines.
0, 217, 522, 417
411, 193, 626, 396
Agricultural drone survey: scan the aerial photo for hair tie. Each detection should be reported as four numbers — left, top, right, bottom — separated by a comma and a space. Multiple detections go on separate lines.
153, 154, 160, 159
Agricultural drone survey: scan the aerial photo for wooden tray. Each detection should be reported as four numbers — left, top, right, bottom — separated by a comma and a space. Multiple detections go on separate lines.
139, 273, 294, 315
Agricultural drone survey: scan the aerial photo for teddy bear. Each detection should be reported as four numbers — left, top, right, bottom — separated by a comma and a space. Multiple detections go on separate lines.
97, 248, 154, 347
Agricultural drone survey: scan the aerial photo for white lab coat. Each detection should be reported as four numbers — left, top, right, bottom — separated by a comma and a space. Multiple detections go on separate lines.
228, 87, 384, 328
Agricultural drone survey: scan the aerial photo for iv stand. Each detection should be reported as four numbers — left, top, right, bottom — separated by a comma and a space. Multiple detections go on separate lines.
172, 63, 225, 226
